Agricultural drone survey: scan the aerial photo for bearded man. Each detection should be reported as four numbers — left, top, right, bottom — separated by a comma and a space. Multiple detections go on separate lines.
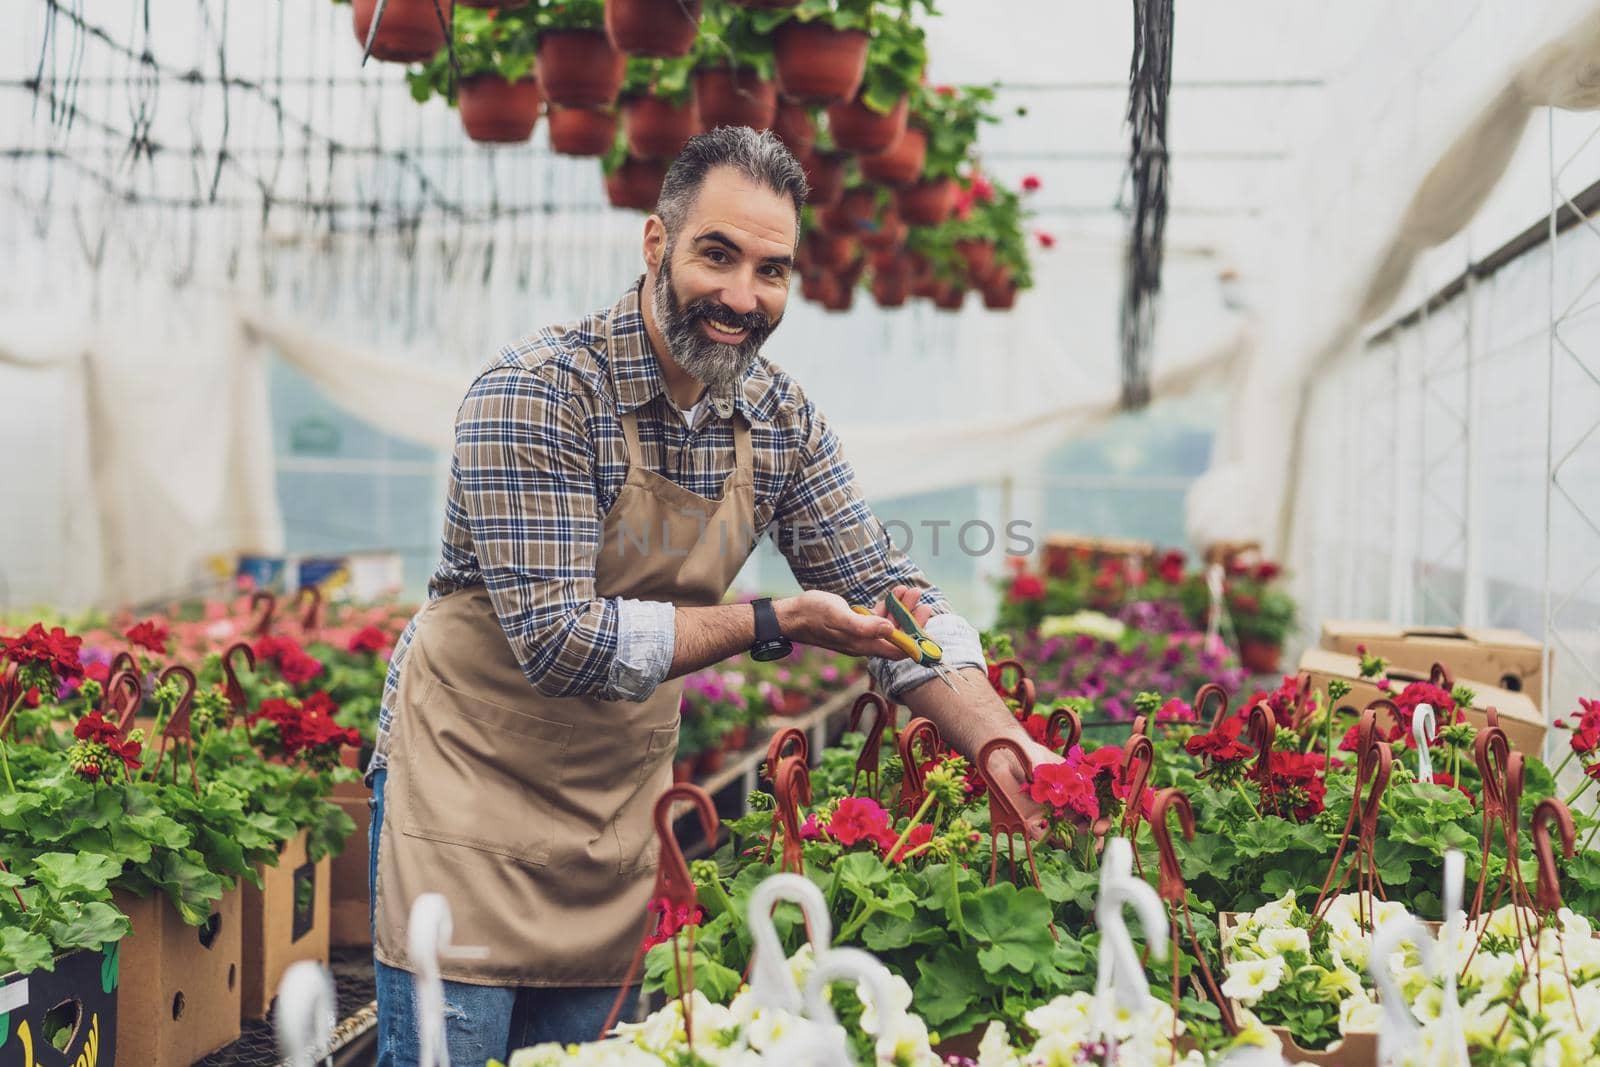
365, 126, 1054, 1065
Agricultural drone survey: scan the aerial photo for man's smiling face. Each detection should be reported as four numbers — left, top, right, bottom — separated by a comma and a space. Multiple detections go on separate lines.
646, 164, 798, 392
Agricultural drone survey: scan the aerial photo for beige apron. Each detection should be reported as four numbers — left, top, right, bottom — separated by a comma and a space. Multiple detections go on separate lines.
374, 399, 757, 986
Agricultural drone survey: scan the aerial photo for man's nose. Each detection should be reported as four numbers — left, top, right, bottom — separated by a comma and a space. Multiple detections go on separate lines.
719, 271, 759, 316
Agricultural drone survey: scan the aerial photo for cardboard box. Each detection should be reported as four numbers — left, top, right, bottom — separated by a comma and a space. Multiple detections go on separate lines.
1041, 533, 1155, 576
0, 945, 119, 1067
1320, 620, 1545, 708
1297, 647, 1547, 756
241, 828, 332, 1020
112, 887, 242, 1066
329, 778, 374, 948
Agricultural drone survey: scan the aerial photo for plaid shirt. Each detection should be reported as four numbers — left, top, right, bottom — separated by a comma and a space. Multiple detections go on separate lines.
369, 280, 981, 776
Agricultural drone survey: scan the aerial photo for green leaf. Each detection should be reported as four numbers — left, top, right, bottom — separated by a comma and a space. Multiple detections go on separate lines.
913, 943, 989, 1027
965, 883, 1055, 976
0, 927, 55, 976
32, 852, 121, 896
48, 900, 131, 953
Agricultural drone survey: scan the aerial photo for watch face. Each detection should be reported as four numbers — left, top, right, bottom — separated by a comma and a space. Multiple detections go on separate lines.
753, 639, 793, 662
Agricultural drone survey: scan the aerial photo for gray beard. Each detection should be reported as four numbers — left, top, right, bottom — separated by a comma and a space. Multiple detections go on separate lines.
650, 260, 768, 392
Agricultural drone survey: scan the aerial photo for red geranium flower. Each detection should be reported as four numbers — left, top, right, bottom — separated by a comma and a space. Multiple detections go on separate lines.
0, 623, 84, 683
1157, 698, 1195, 723
347, 626, 389, 655
1026, 760, 1098, 823
1237, 676, 1309, 730
1260, 750, 1328, 821
1035, 231, 1056, 249
1569, 698, 1600, 754
1255, 562, 1282, 581
1430, 772, 1475, 805
1156, 549, 1186, 585
1008, 573, 1046, 602
1185, 716, 1254, 764
1021, 174, 1041, 192
124, 619, 170, 655
74, 710, 122, 745
882, 823, 934, 863
1392, 681, 1459, 748
827, 796, 893, 847
642, 896, 703, 949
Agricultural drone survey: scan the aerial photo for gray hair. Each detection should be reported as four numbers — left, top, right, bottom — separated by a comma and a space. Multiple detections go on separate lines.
656, 126, 809, 241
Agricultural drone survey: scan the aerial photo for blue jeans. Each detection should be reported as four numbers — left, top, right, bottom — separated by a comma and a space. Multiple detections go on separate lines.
368, 768, 640, 1065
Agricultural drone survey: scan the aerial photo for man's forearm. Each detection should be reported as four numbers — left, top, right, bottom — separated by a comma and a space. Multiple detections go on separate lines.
896, 665, 1036, 761
665, 603, 757, 680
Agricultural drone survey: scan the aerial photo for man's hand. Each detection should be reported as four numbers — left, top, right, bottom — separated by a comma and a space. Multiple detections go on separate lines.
775, 590, 910, 660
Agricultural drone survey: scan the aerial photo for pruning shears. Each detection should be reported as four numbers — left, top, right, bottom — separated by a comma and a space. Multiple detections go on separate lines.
852, 596, 964, 692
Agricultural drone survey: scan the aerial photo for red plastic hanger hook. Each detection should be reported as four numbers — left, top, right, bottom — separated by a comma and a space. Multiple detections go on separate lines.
106, 651, 139, 688
153, 665, 200, 791
221, 642, 256, 726
1247, 702, 1276, 790
1193, 682, 1230, 732
1120, 732, 1155, 839
773, 756, 812, 874
295, 585, 324, 636
1149, 788, 1195, 908
1363, 698, 1402, 740
848, 692, 889, 798
1047, 705, 1082, 752
1532, 798, 1576, 913
988, 658, 1028, 700
1359, 741, 1392, 845
897, 717, 942, 816
1429, 662, 1453, 689
763, 727, 808, 783
105, 670, 144, 737
1502, 751, 1527, 856
977, 737, 1043, 892
1292, 673, 1316, 732
652, 783, 719, 912
251, 590, 278, 637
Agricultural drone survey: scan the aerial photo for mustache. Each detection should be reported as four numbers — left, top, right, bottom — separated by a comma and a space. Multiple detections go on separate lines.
680, 298, 771, 334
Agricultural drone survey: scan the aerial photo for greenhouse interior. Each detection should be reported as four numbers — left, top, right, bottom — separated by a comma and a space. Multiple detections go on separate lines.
5, 1, 1600, 1065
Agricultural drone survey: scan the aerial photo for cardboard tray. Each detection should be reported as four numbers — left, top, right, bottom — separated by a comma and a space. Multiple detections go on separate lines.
329, 778, 374, 948
112, 886, 241, 1066
241, 828, 332, 1020
1320, 620, 1545, 708
1297, 647, 1547, 757
0, 945, 119, 1067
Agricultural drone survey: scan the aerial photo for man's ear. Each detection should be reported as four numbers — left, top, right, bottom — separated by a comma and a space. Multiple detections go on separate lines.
643, 215, 666, 273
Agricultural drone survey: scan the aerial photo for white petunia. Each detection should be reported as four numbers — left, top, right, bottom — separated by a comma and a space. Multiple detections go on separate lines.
1339, 995, 1382, 1036
856, 972, 914, 1036
1258, 925, 1311, 958
975, 1020, 1019, 1067
1221, 955, 1287, 1005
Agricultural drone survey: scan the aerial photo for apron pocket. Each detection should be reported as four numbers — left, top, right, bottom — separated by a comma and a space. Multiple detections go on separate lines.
615, 722, 680, 875
401, 675, 573, 868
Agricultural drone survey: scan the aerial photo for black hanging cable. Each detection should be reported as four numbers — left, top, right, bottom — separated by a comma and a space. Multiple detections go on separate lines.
1118, 0, 1174, 410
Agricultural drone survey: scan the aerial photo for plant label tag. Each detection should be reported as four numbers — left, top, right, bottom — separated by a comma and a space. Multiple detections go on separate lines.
0, 976, 28, 1014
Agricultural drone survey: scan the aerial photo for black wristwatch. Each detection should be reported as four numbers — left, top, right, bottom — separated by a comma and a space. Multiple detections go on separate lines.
749, 597, 793, 662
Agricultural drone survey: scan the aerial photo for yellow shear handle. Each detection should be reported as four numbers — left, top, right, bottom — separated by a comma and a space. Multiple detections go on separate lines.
851, 605, 942, 664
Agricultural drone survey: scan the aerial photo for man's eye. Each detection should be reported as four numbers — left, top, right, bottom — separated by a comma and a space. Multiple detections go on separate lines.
761, 265, 787, 279
706, 249, 728, 263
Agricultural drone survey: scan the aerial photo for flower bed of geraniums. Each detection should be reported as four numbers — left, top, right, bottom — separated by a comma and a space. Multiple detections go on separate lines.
586, 642, 1600, 1066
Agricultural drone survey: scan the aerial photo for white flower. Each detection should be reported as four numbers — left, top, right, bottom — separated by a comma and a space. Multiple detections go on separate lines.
1459, 990, 1511, 1051
975, 1021, 1019, 1067
1245, 891, 1299, 935
1316, 964, 1364, 1000
787, 943, 816, 991
1023, 991, 1094, 1042
856, 972, 914, 1036
1464, 948, 1518, 995
873, 1011, 937, 1066
1258, 926, 1311, 958
1339, 995, 1382, 1036
1039, 611, 1125, 642
1221, 956, 1287, 1005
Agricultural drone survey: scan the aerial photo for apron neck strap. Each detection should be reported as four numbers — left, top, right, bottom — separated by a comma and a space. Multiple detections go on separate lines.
617, 403, 754, 473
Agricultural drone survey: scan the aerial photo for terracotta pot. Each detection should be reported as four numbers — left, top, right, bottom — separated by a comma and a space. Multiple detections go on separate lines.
871, 274, 908, 308
838, 255, 867, 288
816, 202, 858, 237
606, 0, 702, 57
456, 74, 541, 144
604, 156, 669, 211
547, 105, 618, 157
775, 690, 810, 716
911, 278, 940, 300
1240, 637, 1283, 674
860, 214, 906, 252
837, 185, 877, 226
696, 747, 726, 775
672, 759, 695, 784
859, 125, 927, 186
537, 29, 626, 108
981, 279, 1018, 309
821, 282, 855, 312
799, 272, 832, 302
694, 67, 778, 131
933, 283, 967, 311
773, 22, 869, 105
724, 723, 751, 751
807, 231, 856, 271
623, 93, 699, 159
799, 149, 847, 207
895, 176, 957, 226
868, 246, 905, 274
773, 100, 817, 155
826, 93, 908, 155
955, 238, 997, 281
350, 0, 446, 64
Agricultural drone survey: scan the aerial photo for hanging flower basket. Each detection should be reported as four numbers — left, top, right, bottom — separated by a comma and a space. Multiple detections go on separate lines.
859, 125, 926, 186
871, 274, 908, 308
933, 282, 967, 310
1240, 637, 1283, 674
349, 0, 447, 64
860, 213, 906, 252
799, 148, 847, 207
826, 93, 908, 155
981, 272, 1019, 310
605, 0, 703, 58
537, 29, 626, 108
456, 74, 542, 144
604, 156, 669, 211
693, 67, 778, 131
799, 271, 831, 302
816, 202, 859, 237
622, 93, 700, 159
547, 105, 619, 157
773, 100, 817, 155
955, 238, 998, 282
821, 274, 855, 311
806, 231, 856, 272
896, 176, 957, 225
773, 22, 869, 105
868, 246, 904, 274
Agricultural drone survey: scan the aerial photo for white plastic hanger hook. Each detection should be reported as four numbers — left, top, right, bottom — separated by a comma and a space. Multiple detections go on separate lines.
1205, 562, 1226, 652
746, 873, 835, 1018
408, 893, 490, 1067
1090, 838, 1169, 1058
274, 960, 336, 1067
779, 946, 904, 1066
1413, 703, 1437, 783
